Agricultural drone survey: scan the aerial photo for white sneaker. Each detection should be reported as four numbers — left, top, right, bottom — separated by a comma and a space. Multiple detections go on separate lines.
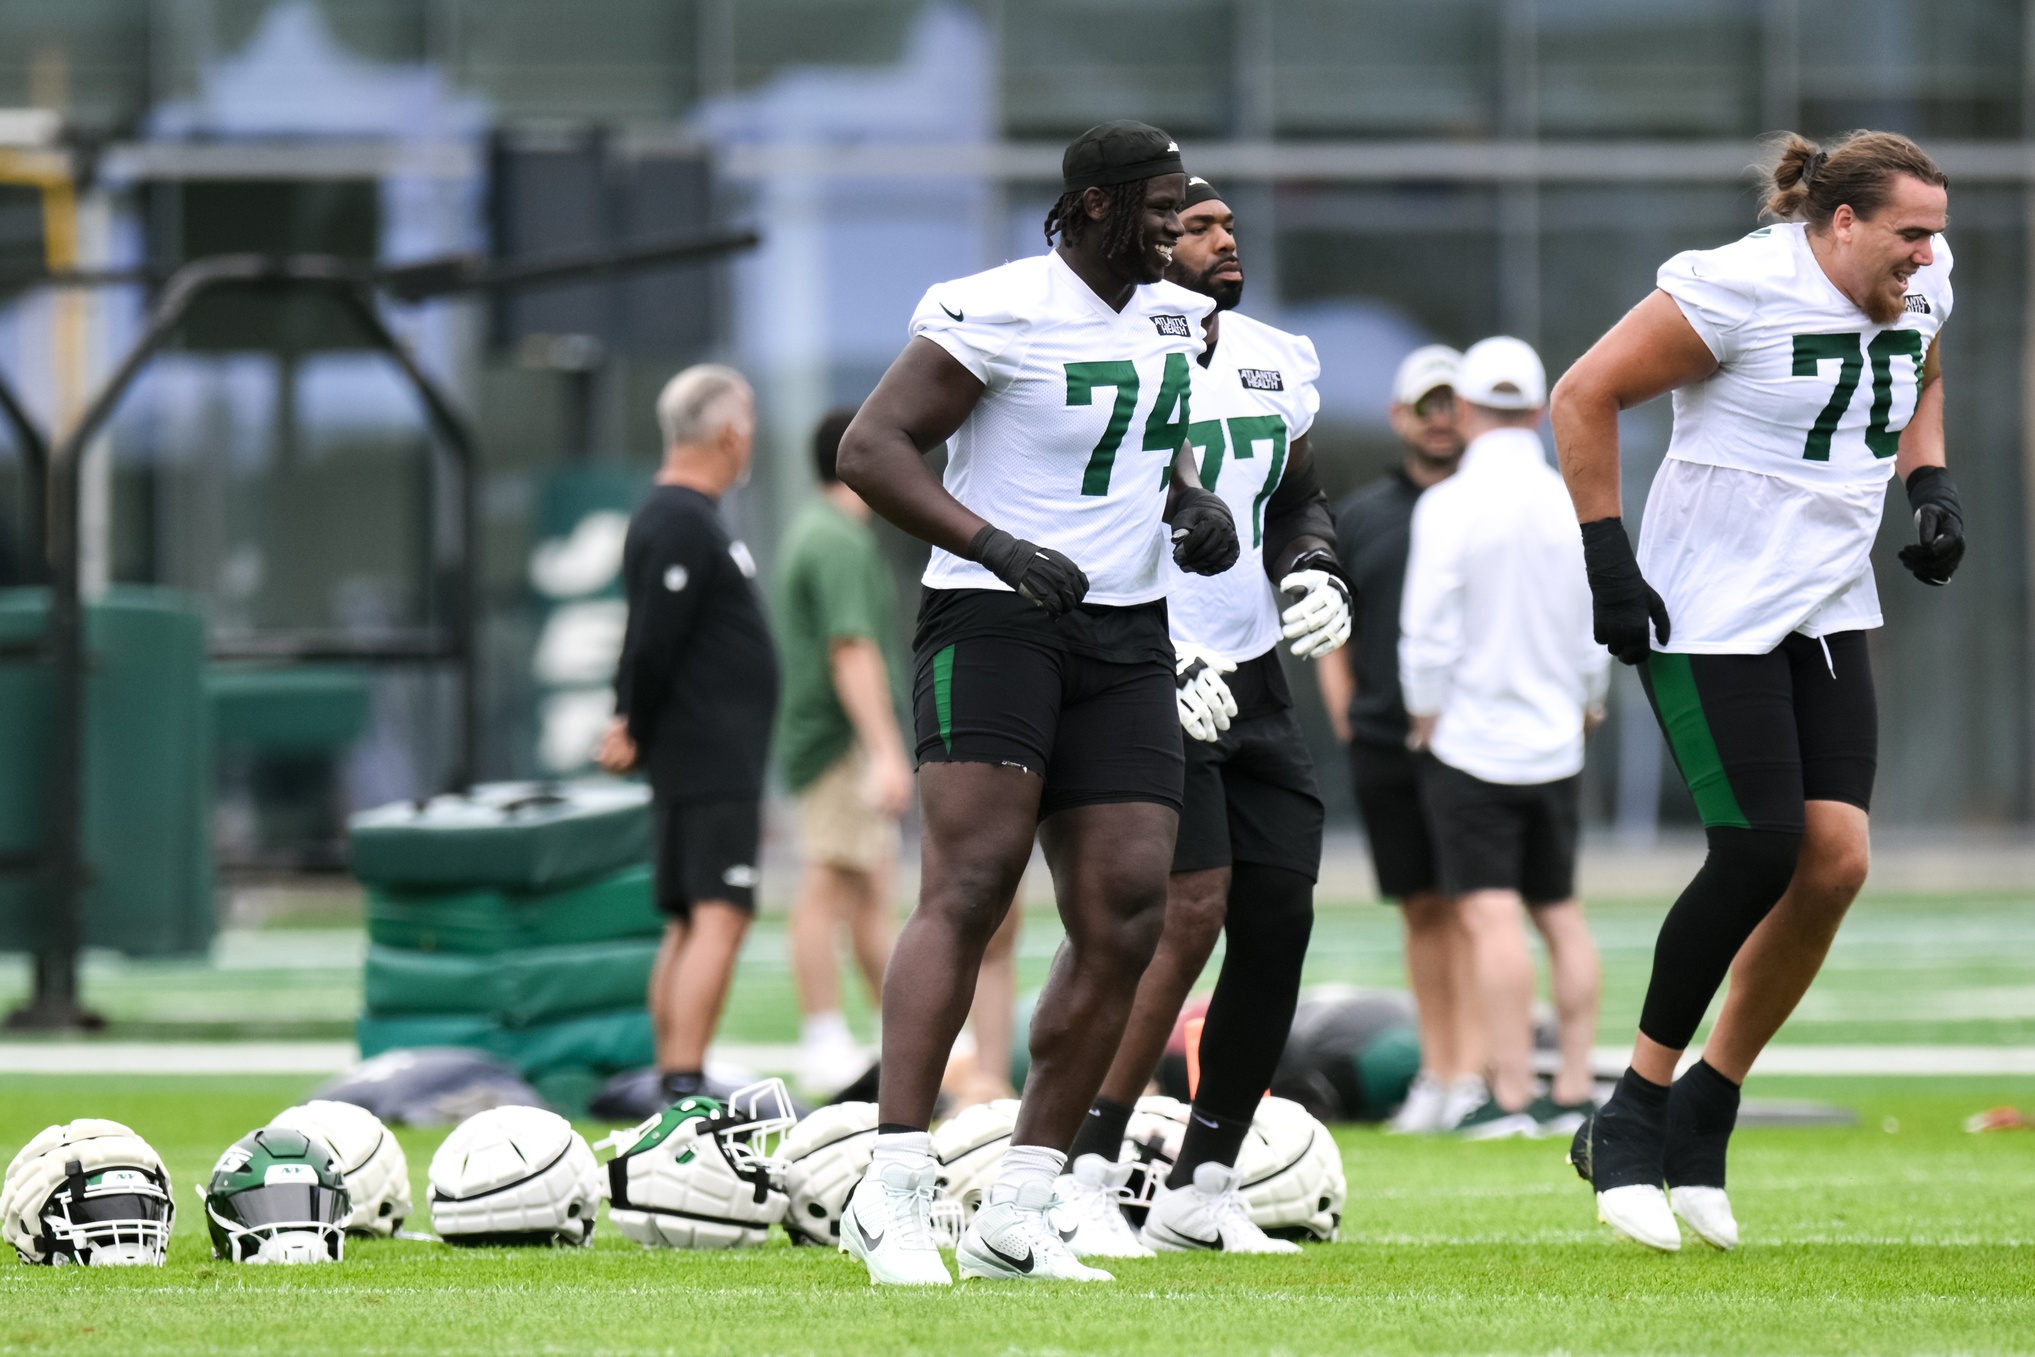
840, 1162, 953, 1285
1053, 1155, 1153, 1258
1669, 1185, 1739, 1250
1439, 1076, 1488, 1132
1141, 1161, 1302, 1255
1596, 1183, 1681, 1252
956, 1181, 1114, 1282
1388, 1072, 1448, 1134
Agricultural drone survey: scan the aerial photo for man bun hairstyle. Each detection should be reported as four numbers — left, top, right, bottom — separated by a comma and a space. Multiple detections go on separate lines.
1762, 130, 1947, 230
811, 405, 857, 485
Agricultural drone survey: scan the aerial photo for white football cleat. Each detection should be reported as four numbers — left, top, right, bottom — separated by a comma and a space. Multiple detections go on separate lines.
1053, 1155, 1153, 1258
956, 1181, 1114, 1281
1669, 1185, 1739, 1250
1141, 1161, 1302, 1255
1388, 1072, 1448, 1134
1596, 1184, 1681, 1252
1439, 1076, 1489, 1131
840, 1162, 953, 1286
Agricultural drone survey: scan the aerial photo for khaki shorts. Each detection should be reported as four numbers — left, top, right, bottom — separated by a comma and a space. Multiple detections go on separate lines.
797, 745, 901, 872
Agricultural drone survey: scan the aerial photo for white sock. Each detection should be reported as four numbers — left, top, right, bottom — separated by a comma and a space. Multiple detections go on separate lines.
989, 1144, 1066, 1204
802, 1011, 851, 1046
869, 1130, 934, 1173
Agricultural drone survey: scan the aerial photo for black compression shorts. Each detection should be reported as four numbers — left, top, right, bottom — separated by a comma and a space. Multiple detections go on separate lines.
1172, 706, 1324, 879
1416, 757, 1580, 904
1639, 630, 1877, 833
1347, 738, 1438, 901
652, 796, 760, 918
911, 634, 1183, 820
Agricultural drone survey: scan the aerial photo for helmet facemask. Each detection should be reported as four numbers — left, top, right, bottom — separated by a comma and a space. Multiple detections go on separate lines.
36, 1160, 174, 1267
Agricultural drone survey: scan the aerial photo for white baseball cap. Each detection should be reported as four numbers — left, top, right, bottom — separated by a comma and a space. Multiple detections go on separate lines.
1392, 345, 1462, 407
1456, 336, 1546, 410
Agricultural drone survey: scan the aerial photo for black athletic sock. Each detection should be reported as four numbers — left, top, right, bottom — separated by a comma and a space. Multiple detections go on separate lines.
1167, 1105, 1253, 1189
1067, 1096, 1134, 1164
1637, 826, 1801, 1050
1664, 1059, 1740, 1189
659, 1070, 706, 1102
1588, 1068, 1672, 1191
875, 1122, 927, 1136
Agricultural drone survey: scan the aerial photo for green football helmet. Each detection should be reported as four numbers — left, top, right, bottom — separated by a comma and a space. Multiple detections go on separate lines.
202, 1126, 351, 1264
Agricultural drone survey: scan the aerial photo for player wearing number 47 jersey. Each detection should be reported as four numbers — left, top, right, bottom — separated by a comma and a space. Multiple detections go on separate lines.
1057, 177, 1347, 1259
834, 121, 1241, 1287
1553, 130, 1963, 1253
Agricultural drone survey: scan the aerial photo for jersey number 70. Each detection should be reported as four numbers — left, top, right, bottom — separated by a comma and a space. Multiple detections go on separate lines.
1791, 330, 1925, 461
1066, 354, 1192, 495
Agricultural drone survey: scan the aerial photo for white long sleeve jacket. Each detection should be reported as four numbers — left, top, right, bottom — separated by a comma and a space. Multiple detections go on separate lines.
1398, 427, 1609, 785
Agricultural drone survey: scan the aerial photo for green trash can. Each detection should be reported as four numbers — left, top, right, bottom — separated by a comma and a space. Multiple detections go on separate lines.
0, 587, 214, 957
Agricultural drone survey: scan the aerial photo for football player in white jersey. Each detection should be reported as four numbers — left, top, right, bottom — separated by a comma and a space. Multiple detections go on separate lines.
1551, 130, 1961, 1252
834, 121, 1242, 1286
1056, 178, 1350, 1257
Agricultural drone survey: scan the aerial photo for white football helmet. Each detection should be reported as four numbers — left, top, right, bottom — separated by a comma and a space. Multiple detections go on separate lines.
428, 1106, 603, 1246
777, 1100, 878, 1247
2, 1119, 174, 1266
270, 1101, 411, 1236
1114, 1096, 1344, 1241
599, 1080, 795, 1249
1237, 1097, 1345, 1242
930, 1097, 1019, 1223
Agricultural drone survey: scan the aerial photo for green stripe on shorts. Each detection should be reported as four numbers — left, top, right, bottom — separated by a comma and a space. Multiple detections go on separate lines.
1645, 652, 1749, 829
933, 644, 956, 752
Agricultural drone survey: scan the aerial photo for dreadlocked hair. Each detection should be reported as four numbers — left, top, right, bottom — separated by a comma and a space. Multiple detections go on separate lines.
1043, 180, 1150, 259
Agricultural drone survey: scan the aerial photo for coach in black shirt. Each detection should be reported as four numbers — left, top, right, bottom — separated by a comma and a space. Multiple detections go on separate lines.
598, 363, 779, 1106
1316, 344, 1481, 1134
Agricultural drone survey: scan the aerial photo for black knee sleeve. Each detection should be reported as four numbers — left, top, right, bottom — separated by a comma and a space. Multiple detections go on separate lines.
1188, 863, 1314, 1125
1637, 826, 1801, 1051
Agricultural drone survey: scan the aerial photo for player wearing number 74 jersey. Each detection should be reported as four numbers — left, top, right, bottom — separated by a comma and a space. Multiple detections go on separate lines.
1552, 130, 1961, 1253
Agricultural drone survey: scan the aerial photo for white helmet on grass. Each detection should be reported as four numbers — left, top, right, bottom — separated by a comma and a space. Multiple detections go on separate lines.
270, 1100, 411, 1236
600, 1079, 796, 1249
428, 1106, 602, 1246
1238, 1097, 1345, 1242
778, 1100, 879, 1246
2, 1119, 175, 1266
930, 1097, 1019, 1224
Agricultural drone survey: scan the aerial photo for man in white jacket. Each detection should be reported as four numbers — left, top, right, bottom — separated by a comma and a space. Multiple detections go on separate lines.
1399, 336, 1608, 1139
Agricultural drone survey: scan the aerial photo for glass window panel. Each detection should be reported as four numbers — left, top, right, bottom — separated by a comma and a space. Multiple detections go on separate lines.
1271, 0, 1500, 138
1536, 0, 1764, 138
1797, 0, 2023, 139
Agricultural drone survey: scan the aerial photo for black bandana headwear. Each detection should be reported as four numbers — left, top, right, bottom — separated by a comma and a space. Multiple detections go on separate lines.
1062, 120, 1184, 191
1182, 176, 1224, 210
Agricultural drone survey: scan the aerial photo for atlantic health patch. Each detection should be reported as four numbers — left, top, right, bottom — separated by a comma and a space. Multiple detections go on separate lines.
1238, 368, 1284, 391
1151, 314, 1192, 338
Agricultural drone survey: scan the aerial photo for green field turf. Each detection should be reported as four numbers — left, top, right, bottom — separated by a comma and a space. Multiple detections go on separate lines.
3, 1074, 2033, 1355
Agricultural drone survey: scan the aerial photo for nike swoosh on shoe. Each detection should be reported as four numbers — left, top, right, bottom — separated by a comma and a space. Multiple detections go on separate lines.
984, 1239, 1034, 1273
1157, 1223, 1223, 1251
854, 1213, 884, 1253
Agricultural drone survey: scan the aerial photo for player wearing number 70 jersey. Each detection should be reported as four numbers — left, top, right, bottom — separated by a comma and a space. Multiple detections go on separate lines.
1552, 130, 1962, 1254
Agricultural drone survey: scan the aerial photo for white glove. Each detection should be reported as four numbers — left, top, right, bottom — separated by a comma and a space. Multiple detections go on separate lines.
1174, 644, 1237, 743
1280, 569, 1351, 660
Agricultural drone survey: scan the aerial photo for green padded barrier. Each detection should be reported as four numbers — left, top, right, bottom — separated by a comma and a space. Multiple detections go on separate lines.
363, 938, 659, 1027
0, 587, 213, 957
356, 1008, 653, 1078
208, 665, 370, 753
348, 781, 651, 891
365, 864, 661, 955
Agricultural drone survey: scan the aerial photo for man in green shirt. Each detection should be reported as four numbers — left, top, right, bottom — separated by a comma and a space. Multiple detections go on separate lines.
775, 407, 914, 1097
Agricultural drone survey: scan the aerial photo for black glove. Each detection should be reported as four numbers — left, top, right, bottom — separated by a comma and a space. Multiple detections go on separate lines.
970, 525, 1089, 618
1580, 517, 1670, 666
1898, 465, 1964, 586
1170, 487, 1240, 576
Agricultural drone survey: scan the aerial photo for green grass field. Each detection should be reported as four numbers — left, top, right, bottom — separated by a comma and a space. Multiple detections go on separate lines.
3, 887, 2034, 1353
3, 1074, 2033, 1355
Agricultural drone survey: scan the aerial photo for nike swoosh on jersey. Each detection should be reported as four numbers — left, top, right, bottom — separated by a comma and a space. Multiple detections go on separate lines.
939, 302, 963, 322
983, 1238, 1035, 1273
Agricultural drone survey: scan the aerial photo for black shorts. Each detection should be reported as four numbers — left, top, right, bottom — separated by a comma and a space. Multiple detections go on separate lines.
1173, 707, 1323, 879
1348, 739, 1438, 901
1639, 630, 1877, 833
911, 634, 1182, 820
1417, 757, 1580, 904
652, 797, 760, 918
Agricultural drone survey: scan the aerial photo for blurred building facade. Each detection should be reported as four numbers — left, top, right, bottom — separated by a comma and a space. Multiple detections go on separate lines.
0, 0, 2027, 834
